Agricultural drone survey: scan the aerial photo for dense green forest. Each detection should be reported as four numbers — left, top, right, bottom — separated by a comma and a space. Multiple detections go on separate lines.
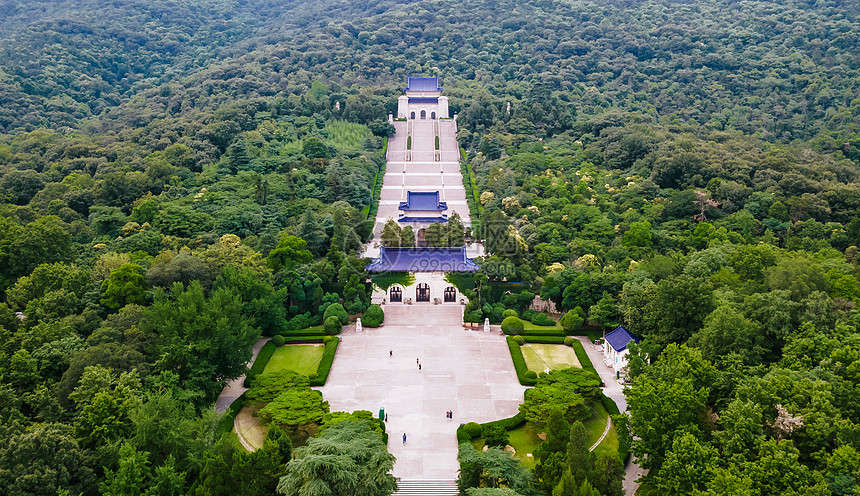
2, 0, 860, 494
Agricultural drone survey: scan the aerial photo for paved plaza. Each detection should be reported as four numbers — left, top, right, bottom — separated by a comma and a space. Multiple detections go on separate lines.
317, 304, 527, 479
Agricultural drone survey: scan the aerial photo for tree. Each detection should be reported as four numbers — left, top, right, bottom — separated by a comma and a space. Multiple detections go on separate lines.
623, 221, 652, 249
425, 222, 448, 247
225, 139, 251, 174
302, 136, 331, 159
590, 452, 624, 496
519, 369, 599, 427
457, 443, 538, 496
362, 304, 384, 327
323, 302, 349, 324
142, 282, 260, 404
400, 225, 415, 247
0, 423, 96, 496
448, 213, 466, 246
559, 308, 585, 333
10, 216, 72, 278
266, 235, 313, 272
277, 420, 396, 496
101, 264, 147, 310
566, 421, 591, 484
259, 388, 330, 428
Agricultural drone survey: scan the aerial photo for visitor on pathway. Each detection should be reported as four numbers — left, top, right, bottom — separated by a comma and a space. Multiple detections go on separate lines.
402, 433, 407, 445
390, 349, 393, 358
418, 362, 422, 371
384, 413, 388, 422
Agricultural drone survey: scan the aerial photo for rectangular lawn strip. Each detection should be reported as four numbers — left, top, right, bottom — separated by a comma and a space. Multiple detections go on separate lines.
521, 343, 581, 373
263, 344, 326, 376
522, 321, 564, 332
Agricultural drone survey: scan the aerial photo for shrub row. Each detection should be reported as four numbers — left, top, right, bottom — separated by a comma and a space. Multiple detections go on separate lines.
277, 327, 327, 337
570, 339, 599, 377
522, 336, 566, 344
506, 336, 537, 386
522, 328, 566, 337
600, 392, 621, 416
243, 341, 277, 387
456, 410, 527, 443
309, 337, 340, 387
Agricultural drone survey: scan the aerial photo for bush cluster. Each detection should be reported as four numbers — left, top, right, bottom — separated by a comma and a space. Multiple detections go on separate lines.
362, 304, 384, 327
271, 335, 285, 347
323, 303, 349, 325
513, 335, 525, 345
530, 313, 556, 327
502, 309, 518, 319
324, 315, 342, 335
501, 316, 524, 335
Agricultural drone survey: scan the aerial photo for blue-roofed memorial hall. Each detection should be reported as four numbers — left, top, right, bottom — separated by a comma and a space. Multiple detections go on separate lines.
364, 76, 482, 305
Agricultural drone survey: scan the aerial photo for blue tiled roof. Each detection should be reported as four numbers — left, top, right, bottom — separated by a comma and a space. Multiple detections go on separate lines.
605, 326, 639, 352
408, 97, 439, 104
399, 191, 447, 212
406, 76, 442, 92
366, 247, 479, 272
398, 216, 448, 223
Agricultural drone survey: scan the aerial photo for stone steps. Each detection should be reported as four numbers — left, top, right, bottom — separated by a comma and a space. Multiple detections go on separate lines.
394, 479, 459, 496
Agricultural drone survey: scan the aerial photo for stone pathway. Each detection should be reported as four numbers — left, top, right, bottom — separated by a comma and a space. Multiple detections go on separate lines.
318, 304, 526, 479
215, 337, 270, 412
574, 337, 646, 495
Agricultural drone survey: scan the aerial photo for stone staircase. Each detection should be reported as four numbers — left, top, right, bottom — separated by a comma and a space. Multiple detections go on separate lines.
394, 479, 459, 495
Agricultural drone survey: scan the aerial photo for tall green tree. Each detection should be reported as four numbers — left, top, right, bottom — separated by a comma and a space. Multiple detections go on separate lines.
277, 420, 396, 496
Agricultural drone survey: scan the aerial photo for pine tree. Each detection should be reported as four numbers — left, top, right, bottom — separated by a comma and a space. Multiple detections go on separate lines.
380, 219, 401, 247
566, 421, 592, 484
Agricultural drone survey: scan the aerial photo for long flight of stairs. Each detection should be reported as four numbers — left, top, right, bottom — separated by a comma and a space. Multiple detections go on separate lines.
394, 479, 459, 495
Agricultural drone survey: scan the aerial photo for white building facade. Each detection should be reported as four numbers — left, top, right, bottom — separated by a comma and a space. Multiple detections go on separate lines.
397, 76, 450, 120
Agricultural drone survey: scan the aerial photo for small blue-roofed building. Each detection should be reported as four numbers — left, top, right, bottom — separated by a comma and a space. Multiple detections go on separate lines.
603, 325, 640, 373
398, 191, 448, 224
366, 247, 478, 304
398, 76, 449, 120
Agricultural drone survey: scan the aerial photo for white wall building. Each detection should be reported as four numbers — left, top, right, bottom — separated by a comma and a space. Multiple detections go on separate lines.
397, 76, 449, 120
603, 325, 640, 374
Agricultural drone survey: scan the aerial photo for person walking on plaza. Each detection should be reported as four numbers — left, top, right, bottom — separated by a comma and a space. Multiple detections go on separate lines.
390, 349, 393, 358
402, 433, 407, 445
418, 362, 422, 371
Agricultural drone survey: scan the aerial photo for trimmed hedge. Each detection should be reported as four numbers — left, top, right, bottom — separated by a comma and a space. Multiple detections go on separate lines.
502, 309, 518, 319
523, 328, 566, 337
271, 335, 285, 347
600, 392, 621, 416
309, 337, 339, 386
243, 341, 277, 387
324, 315, 342, 335
456, 410, 527, 443
571, 339, 599, 378
507, 336, 536, 386
522, 336, 566, 344
507, 335, 600, 384
501, 316, 524, 335
362, 304, 384, 327
278, 327, 326, 337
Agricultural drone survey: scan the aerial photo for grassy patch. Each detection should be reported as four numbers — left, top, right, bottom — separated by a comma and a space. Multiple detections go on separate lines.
522, 343, 581, 372
235, 403, 268, 451
323, 121, 371, 153
581, 399, 619, 459
472, 423, 541, 470
507, 423, 542, 469
522, 321, 564, 332
263, 345, 325, 376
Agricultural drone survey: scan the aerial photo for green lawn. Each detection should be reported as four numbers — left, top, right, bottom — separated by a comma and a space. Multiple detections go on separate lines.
473, 422, 542, 469
263, 344, 325, 376
470, 403, 619, 470
522, 321, 563, 331
521, 343, 581, 372
581, 400, 619, 458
